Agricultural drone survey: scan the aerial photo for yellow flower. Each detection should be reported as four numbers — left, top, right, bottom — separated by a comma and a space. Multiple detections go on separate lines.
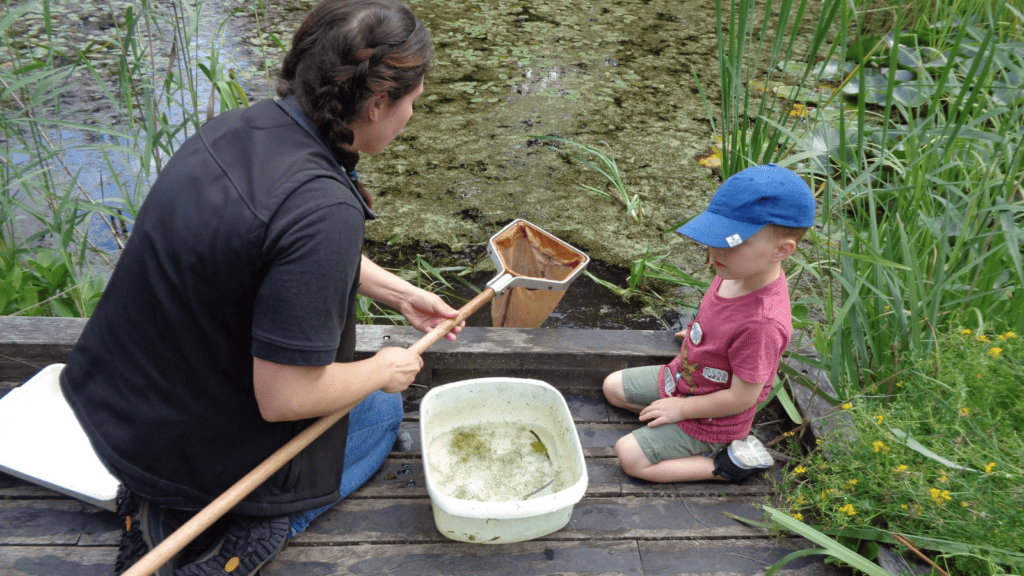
960, 329, 973, 336
1001, 331, 1017, 340
961, 501, 969, 508
794, 465, 807, 474
929, 488, 951, 504
841, 402, 853, 410
895, 381, 903, 387
839, 504, 857, 516
975, 334, 991, 343
875, 415, 884, 425
959, 407, 970, 417
788, 103, 809, 117
985, 462, 997, 473
791, 512, 804, 522
989, 347, 1003, 358
896, 464, 909, 472
938, 471, 948, 483
900, 504, 908, 509
873, 440, 889, 453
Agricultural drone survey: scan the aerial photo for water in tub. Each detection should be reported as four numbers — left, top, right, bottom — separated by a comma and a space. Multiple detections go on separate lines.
428, 422, 566, 502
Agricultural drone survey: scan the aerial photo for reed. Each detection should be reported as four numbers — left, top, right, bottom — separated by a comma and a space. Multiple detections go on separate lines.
707, 0, 1023, 571
1, 0, 271, 317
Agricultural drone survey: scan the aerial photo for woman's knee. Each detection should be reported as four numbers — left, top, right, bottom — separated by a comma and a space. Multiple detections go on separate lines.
350, 390, 403, 430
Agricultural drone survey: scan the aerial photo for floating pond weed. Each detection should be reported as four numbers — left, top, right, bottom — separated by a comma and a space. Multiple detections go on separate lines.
429, 422, 563, 503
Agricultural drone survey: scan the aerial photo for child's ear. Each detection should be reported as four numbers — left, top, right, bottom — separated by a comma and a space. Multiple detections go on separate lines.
775, 238, 797, 261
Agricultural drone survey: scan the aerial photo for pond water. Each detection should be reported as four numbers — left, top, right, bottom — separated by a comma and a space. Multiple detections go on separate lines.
8, 0, 733, 328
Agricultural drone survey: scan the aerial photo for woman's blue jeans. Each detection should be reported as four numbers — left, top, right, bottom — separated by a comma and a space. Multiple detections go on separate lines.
287, 390, 403, 538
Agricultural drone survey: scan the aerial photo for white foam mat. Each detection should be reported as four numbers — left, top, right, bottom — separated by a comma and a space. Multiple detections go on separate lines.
0, 364, 119, 511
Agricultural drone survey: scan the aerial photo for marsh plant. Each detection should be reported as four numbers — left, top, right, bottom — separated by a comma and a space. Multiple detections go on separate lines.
531, 134, 645, 225
1, 0, 277, 317
689, 0, 1024, 572
773, 330, 1024, 575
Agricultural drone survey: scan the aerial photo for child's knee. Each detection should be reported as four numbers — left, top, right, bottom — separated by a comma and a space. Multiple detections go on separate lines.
603, 371, 625, 404
614, 434, 650, 477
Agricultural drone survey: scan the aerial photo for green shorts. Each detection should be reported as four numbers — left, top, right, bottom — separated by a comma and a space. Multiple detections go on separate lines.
621, 365, 726, 464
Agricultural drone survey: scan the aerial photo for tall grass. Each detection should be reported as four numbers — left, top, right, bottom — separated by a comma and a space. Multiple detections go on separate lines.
1, 0, 273, 316
705, 0, 1023, 382
707, 0, 1023, 571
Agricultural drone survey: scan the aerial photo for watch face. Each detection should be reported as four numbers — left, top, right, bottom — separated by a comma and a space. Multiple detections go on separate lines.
690, 322, 703, 346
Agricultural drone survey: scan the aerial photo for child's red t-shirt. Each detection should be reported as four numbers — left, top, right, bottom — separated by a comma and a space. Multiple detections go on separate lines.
661, 273, 792, 443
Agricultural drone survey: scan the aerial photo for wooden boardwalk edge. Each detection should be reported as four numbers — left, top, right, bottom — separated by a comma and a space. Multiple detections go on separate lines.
0, 316, 849, 576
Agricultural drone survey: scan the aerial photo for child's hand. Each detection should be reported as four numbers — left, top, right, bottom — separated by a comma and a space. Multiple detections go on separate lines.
639, 397, 688, 427
674, 329, 687, 341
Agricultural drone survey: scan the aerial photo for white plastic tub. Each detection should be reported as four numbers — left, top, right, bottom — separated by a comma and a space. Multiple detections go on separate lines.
420, 377, 588, 544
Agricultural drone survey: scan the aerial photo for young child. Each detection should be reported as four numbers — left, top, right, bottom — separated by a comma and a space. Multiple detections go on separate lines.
603, 164, 815, 482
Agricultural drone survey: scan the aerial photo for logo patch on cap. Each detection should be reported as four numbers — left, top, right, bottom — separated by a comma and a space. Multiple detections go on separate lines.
726, 233, 742, 247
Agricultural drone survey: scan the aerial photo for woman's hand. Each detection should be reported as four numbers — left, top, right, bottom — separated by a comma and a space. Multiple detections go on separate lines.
639, 397, 688, 428
398, 288, 464, 342
372, 347, 425, 393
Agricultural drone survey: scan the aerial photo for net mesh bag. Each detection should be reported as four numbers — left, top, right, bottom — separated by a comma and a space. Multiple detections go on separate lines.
489, 221, 587, 328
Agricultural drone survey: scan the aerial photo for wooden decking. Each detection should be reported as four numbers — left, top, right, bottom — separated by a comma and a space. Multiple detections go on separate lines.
0, 317, 843, 576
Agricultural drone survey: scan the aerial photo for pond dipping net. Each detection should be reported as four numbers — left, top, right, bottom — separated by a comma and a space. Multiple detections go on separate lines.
487, 220, 588, 329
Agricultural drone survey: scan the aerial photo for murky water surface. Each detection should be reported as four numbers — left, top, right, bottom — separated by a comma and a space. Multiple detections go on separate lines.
428, 421, 567, 502
8, 0, 728, 326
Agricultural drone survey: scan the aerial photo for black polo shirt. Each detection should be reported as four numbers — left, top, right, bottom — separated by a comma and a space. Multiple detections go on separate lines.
60, 97, 374, 515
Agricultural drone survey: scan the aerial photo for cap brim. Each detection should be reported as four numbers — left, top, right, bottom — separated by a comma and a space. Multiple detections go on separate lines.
675, 211, 765, 248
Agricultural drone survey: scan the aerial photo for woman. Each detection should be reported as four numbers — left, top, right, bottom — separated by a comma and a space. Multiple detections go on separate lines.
58, 1, 455, 574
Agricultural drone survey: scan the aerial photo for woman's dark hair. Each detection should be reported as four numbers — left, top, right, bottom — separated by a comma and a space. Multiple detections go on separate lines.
277, 0, 434, 207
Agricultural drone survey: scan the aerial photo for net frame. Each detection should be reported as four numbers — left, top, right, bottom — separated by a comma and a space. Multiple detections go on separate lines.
485, 220, 589, 328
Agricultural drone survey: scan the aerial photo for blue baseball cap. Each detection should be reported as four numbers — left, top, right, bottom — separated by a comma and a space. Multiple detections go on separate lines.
676, 164, 815, 248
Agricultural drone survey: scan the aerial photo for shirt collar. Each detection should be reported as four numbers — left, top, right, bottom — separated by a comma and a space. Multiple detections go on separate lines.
275, 96, 376, 220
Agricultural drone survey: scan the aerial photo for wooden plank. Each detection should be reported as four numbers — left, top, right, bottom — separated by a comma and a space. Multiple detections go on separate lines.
334, 457, 769, 500
0, 471, 60, 499
0, 495, 770, 550
637, 538, 841, 575
0, 500, 117, 546
261, 538, 843, 576
0, 540, 845, 576
0, 318, 81, 379
0, 546, 115, 576
264, 540, 644, 576
292, 496, 767, 544
0, 318, 678, 380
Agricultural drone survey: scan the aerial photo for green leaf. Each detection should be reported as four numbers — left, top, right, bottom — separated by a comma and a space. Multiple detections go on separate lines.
776, 381, 803, 424
887, 427, 977, 472
763, 506, 892, 576
765, 548, 830, 576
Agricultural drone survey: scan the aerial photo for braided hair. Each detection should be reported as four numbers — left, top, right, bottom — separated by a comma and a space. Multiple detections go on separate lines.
277, 0, 434, 208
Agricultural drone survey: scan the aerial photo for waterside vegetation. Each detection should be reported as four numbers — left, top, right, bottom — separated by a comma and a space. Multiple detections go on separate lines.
3, 0, 1023, 573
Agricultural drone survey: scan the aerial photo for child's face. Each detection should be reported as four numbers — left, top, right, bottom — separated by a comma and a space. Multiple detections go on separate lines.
706, 227, 789, 283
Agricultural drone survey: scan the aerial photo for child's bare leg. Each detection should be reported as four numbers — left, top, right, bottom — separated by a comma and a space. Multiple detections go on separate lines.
603, 370, 646, 413
614, 433, 719, 483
